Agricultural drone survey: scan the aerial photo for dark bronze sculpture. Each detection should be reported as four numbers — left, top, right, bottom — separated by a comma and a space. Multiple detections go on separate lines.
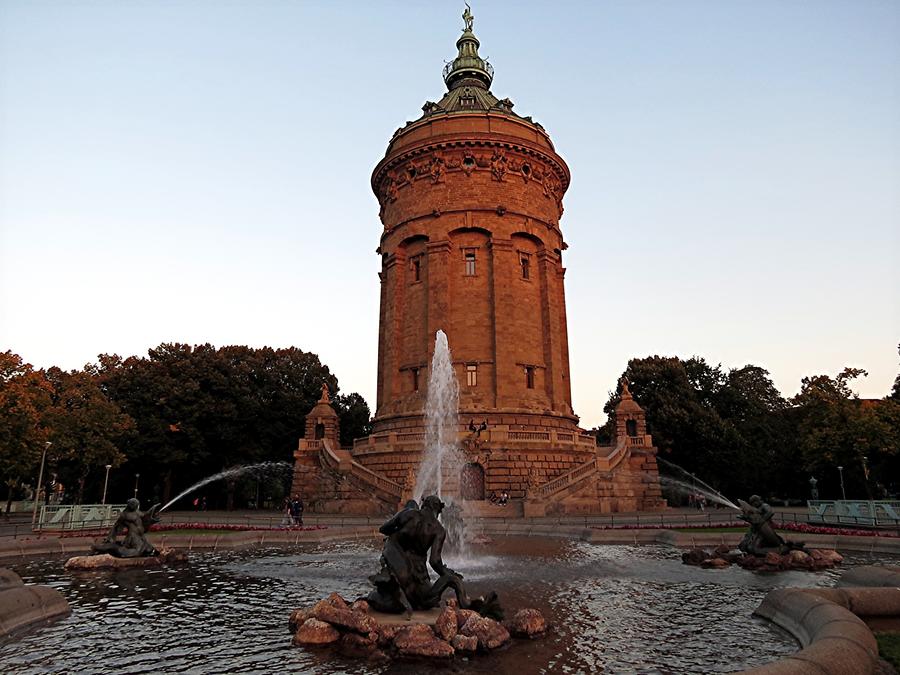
738, 495, 802, 556
366, 496, 500, 619
92, 498, 161, 558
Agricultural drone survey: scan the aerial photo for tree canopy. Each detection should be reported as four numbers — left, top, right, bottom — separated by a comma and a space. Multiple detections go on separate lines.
604, 356, 900, 503
1, 344, 372, 508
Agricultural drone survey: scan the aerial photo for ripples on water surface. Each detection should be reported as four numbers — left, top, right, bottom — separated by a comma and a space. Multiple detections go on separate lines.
2, 537, 896, 674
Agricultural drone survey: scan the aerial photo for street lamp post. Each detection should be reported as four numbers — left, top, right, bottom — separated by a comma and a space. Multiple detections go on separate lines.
133, 473, 140, 499
861, 455, 873, 499
808, 476, 818, 501
102, 464, 112, 505
31, 442, 51, 529
837, 465, 846, 500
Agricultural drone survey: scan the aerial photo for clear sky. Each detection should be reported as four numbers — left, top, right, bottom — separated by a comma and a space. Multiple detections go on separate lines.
1, 0, 898, 428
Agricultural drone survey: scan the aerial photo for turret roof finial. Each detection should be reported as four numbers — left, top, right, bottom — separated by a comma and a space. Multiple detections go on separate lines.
443, 3, 493, 90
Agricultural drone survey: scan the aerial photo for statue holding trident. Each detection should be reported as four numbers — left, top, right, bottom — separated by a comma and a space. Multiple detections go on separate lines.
463, 3, 474, 32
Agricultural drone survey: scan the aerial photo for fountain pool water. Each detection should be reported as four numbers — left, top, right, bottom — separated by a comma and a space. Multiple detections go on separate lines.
5, 538, 898, 674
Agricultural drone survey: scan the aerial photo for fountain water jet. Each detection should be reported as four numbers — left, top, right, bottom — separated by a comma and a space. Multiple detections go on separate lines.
412, 330, 472, 559
160, 461, 293, 512
657, 458, 739, 510
414, 330, 461, 501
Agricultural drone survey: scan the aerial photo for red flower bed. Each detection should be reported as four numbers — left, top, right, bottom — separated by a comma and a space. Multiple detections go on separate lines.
150, 523, 329, 532
590, 520, 899, 538
51, 523, 329, 538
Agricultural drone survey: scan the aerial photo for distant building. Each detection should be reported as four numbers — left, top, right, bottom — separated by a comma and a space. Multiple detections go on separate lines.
292, 10, 664, 515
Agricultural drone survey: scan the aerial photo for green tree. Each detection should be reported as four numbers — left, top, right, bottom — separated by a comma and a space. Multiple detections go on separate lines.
334, 392, 372, 446
792, 368, 899, 499
891, 343, 900, 401
93, 343, 359, 508
605, 356, 794, 501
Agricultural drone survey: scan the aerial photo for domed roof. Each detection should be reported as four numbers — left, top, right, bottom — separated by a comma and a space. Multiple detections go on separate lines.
410, 6, 541, 127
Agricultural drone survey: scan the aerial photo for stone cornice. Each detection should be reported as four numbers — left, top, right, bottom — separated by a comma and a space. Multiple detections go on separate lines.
372, 135, 570, 206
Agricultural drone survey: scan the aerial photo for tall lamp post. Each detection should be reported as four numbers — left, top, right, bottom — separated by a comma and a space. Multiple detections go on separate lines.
837, 465, 846, 500
808, 476, 818, 501
31, 441, 52, 529
102, 464, 112, 505
133, 473, 140, 499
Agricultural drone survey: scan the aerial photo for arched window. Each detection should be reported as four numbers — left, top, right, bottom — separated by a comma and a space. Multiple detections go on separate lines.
625, 419, 637, 437
315, 423, 326, 440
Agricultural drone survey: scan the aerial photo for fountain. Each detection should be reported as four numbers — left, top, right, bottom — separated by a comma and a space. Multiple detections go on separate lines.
288, 493, 545, 660
412, 330, 471, 559
657, 458, 740, 510
414, 330, 461, 501
160, 461, 294, 512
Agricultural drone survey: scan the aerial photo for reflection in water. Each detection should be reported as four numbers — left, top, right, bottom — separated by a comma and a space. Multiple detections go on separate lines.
2, 538, 895, 674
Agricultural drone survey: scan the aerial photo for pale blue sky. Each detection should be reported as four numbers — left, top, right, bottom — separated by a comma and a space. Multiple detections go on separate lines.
1, 0, 898, 427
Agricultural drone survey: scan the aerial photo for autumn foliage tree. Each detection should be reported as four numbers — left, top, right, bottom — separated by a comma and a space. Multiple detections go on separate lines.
42, 367, 133, 504
0, 352, 52, 512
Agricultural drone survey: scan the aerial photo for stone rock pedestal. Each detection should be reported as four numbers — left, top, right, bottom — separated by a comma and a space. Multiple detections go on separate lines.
289, 592, 545, 660
681, 547, 843, 572
65, 547, 187, 571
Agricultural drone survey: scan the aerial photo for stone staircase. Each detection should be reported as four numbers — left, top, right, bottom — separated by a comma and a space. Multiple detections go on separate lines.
532, 437, 631, 503
319, 440, 403, 505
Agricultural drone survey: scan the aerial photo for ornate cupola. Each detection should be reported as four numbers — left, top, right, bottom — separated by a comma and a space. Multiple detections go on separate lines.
442, 5, 493, 90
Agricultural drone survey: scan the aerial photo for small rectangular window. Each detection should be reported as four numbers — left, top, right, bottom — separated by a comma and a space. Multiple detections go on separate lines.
466, 364, 477, 387
464, 250, 476, 276
520, 254, 530, 279
412, 257, 421, 282
525, 366, 535, 389
412, 368, 419, 392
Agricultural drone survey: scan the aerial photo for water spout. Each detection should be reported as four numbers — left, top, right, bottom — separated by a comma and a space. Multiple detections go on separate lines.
414, 330, 461, 501
657, 458, 740, 510
159, 462, 293, 512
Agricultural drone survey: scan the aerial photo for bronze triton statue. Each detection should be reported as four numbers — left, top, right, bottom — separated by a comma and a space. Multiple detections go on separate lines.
737, 495, 803, 556
365, 496, 500, 619
92, 498, 161, 558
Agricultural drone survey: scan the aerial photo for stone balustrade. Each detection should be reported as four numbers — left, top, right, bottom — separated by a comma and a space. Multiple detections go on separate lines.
351, 426, 598, 456
533, 438, 632, 501
318, 441, 403, 501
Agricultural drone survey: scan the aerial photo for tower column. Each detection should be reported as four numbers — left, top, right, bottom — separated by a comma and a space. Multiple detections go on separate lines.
489, 237, 517, 409
425, 240, 453, 358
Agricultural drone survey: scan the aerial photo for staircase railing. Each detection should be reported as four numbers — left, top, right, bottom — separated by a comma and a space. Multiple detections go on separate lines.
534, 437, 630, 501
320, 440, 402, 501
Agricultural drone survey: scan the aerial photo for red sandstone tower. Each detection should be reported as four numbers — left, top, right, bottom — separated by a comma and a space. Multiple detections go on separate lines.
293, 9, 665, 515
371, 15, 575, 435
